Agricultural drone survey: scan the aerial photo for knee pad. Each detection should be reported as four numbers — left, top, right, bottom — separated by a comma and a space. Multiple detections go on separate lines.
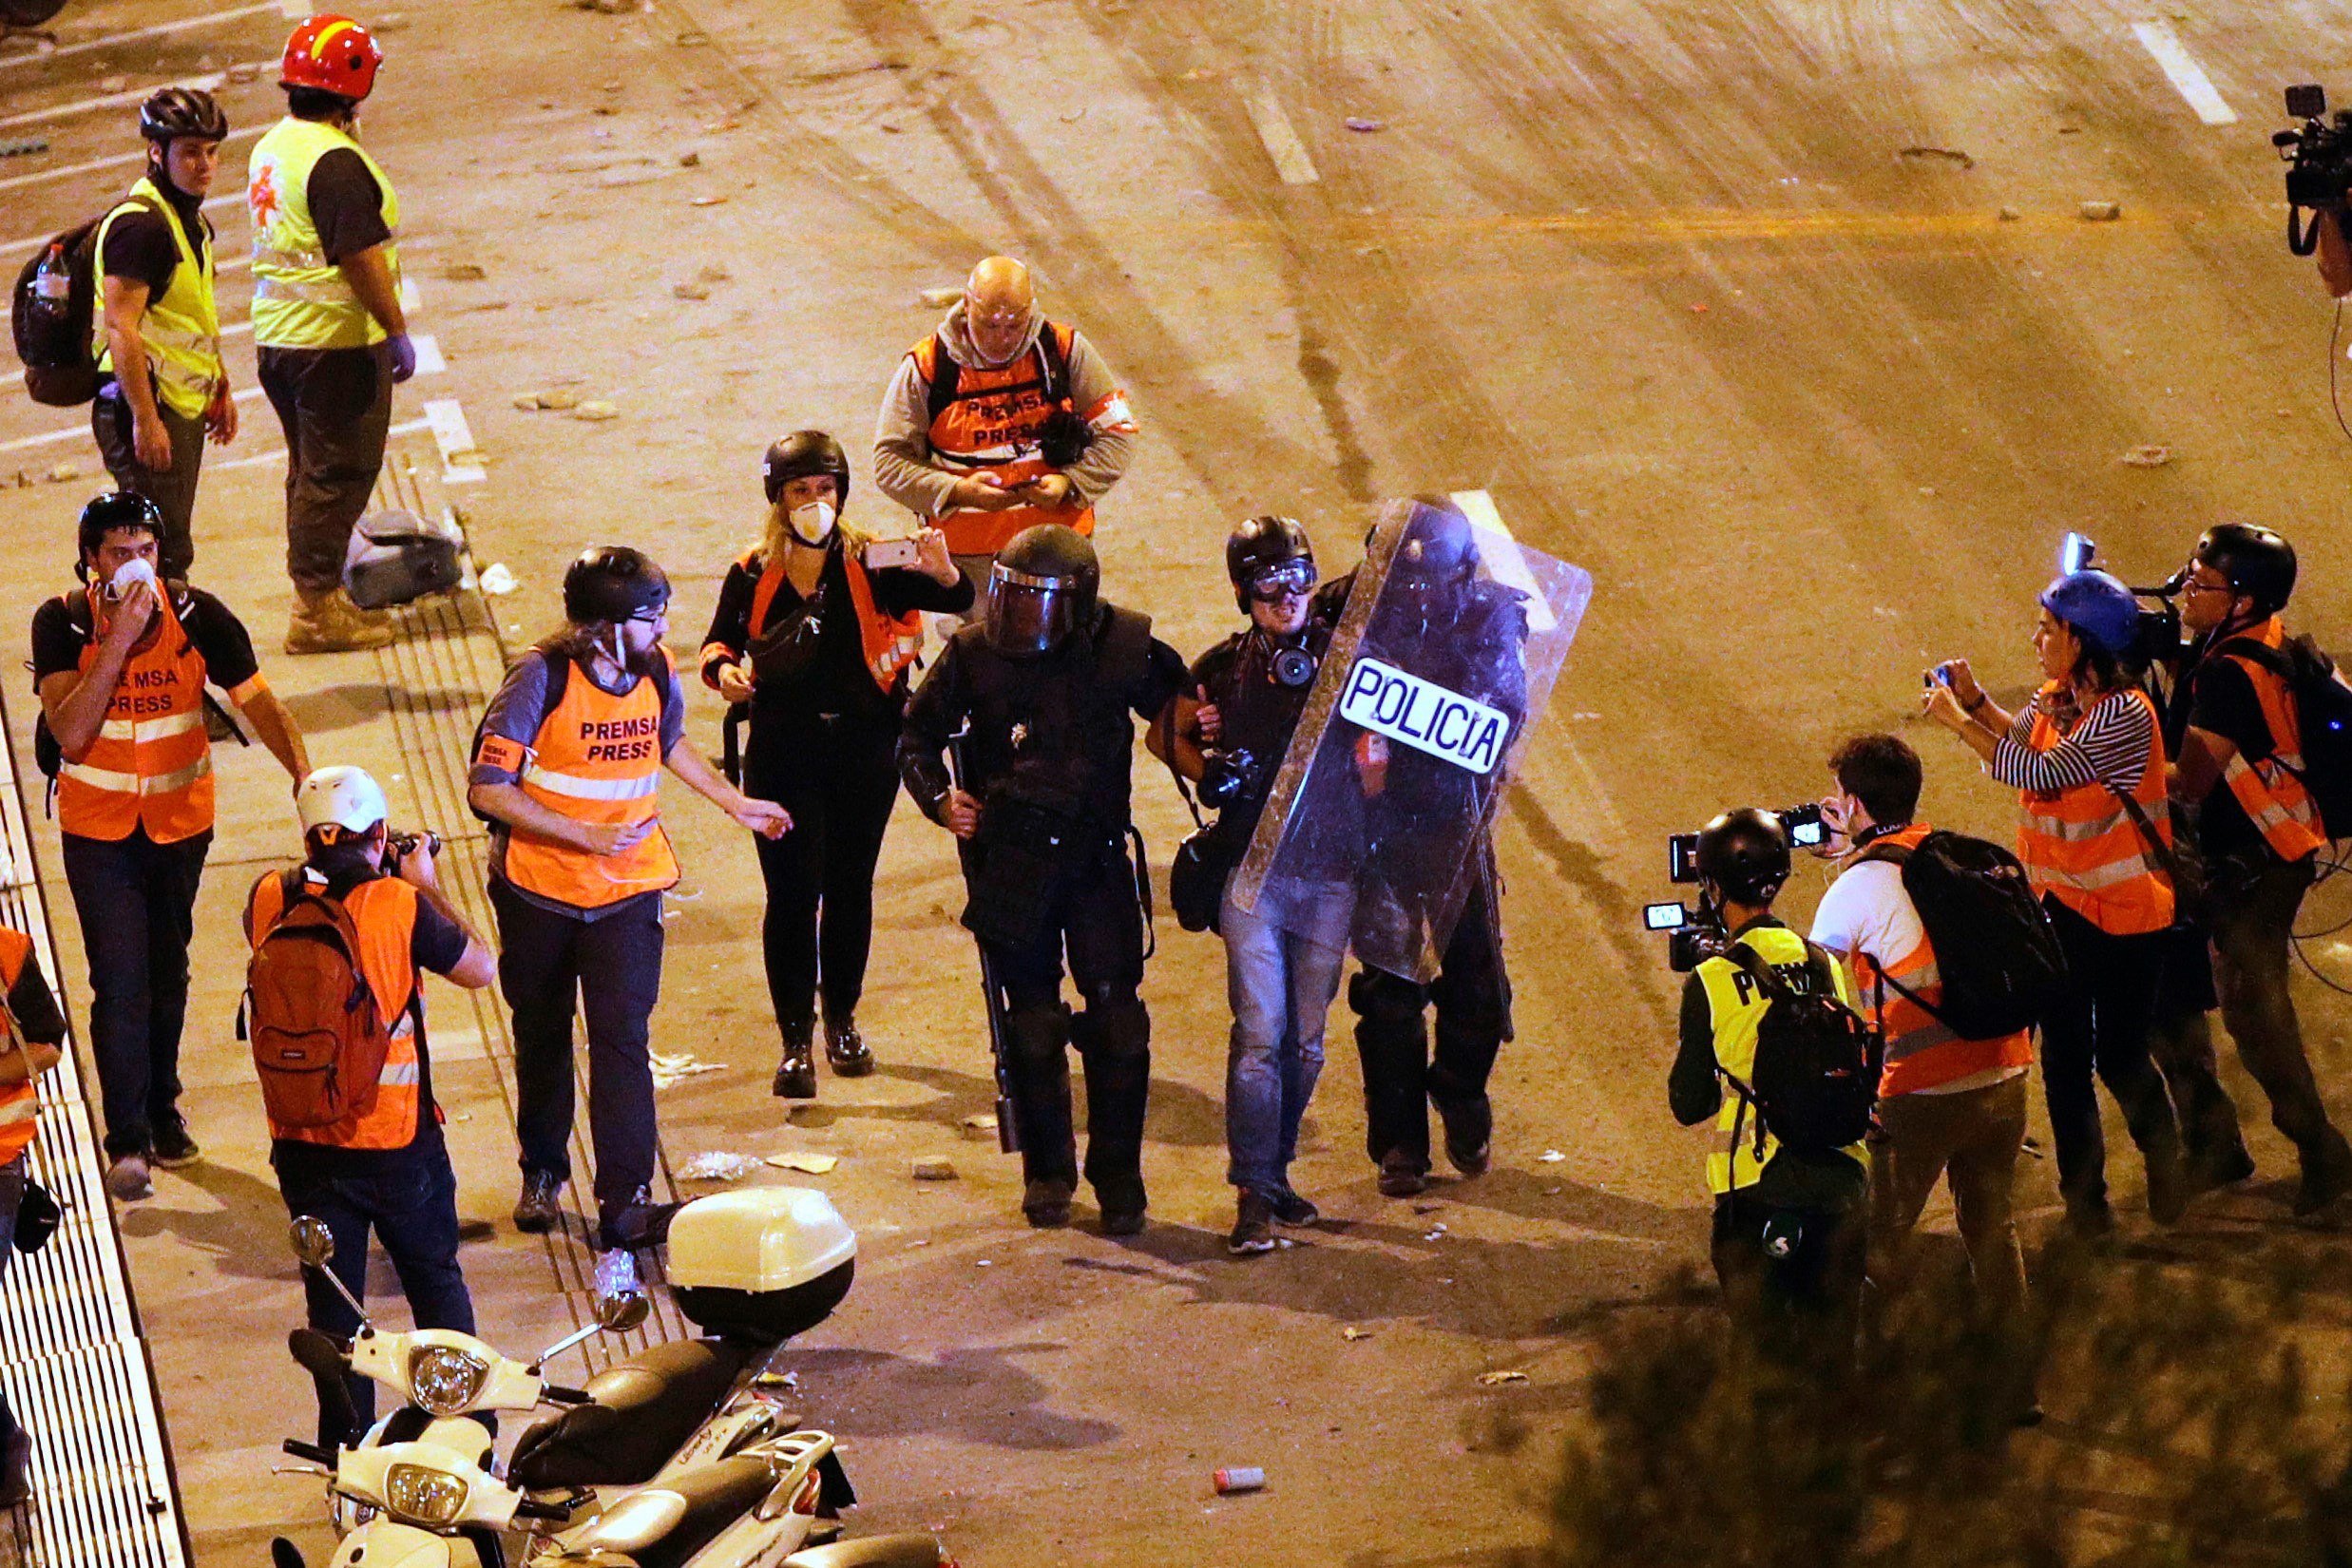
1074, 996, 1150, 1063
1349, 968, 1423, 1026
1002, 1004, 1071, 1071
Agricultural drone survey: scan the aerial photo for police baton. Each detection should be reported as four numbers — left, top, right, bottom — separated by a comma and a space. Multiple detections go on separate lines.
947, 720, 1022, 1156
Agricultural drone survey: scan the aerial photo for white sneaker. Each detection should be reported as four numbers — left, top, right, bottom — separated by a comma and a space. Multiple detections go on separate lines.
593, 1250, 641, 1299
105, 1154, 152, 1202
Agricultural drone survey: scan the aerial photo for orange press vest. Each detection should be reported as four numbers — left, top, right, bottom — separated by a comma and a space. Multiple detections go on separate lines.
727, 548, 925, 696
2214, 619, 2329, 865
246, 870, 429, 1150
1851, 825, 2036, 1098
2015, 683, 2175, 936
501, 652, 679, 909
0, 929, 44, 1168
912, 323, 1098, 557
55, 586, 214, 844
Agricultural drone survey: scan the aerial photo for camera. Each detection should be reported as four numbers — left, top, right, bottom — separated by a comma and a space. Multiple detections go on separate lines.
2056, 533, 2184, 665
2277, 86, 2352, 253
1644, 900, 1729, 973
1667, 803, 1824, 884
386, 829, 442, 869
1038, 405, 1092, 469
1197, 748, 1261, 810
1270, 645, 1317, 688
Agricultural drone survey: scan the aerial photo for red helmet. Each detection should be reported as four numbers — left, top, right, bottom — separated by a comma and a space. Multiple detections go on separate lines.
280, 15, 382, 101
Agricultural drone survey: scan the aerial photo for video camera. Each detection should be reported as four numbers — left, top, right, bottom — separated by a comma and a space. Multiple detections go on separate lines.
2278, 86, 2352, 253
1648, 804, 1824, 974
2058, 531, 2184, 666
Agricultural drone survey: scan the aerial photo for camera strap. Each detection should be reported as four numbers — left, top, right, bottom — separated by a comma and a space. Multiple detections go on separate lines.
1152, 701, 1207, 832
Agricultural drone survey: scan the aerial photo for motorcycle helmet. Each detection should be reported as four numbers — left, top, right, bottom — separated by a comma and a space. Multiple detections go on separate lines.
985, 525, 1099, 660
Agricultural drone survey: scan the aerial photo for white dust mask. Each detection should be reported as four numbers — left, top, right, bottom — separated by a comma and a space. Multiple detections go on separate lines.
105, 557, 157, 600
788, 501, 837, 545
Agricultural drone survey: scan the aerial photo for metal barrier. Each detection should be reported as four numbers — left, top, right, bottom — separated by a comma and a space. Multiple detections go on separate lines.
0, 686, 188, 1567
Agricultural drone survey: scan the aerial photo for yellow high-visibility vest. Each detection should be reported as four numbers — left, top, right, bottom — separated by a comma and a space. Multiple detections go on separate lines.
247, 116, 400, 350
92, 178, 222, 420
1694, 925, 1868, 1195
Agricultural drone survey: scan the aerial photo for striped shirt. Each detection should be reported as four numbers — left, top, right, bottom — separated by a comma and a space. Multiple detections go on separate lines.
1991, 687, 2153, 793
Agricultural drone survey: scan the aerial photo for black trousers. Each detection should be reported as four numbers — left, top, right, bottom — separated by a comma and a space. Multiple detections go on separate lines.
92, 383, 203, 579
1711, 1191, 1864, 1367
745, 713, 901, 1034
491, 879, 662, 1250
60, 828, 209, 1158
258, 341, 392, 595
979, 846, 1151, 1203
1351, 859, 1511, 1173
277, 1148, 475, 1444
2039, 895, 2184, 1217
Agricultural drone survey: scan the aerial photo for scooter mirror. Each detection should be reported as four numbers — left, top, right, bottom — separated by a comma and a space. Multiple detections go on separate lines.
289, 1216, 336, 1270
596, 1291, 652, 1334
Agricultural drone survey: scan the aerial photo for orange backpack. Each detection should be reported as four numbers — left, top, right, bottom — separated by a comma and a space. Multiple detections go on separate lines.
246, 872, 392, 1130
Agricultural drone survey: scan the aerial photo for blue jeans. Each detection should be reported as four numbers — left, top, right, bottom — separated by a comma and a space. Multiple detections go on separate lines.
276, 1151, 476, 1444
1222, 875, 1352, 1195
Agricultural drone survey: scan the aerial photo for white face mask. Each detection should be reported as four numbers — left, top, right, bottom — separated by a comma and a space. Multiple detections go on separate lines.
788, 501, 837, 546
105, 557, 158, 600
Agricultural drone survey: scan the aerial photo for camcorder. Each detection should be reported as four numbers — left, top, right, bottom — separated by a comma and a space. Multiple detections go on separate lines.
2059, 532, 2184, 666
2278, 85, 2352, 253
1648, 804, 1825, 973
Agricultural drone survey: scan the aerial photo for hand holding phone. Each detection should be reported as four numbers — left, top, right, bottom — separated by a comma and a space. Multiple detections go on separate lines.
863, 537, 922, 571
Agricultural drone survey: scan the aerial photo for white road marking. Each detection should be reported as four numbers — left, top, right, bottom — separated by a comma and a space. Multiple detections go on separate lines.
0, 122, 261, 196
0, 2, 280, 73
0, 192, 242, 262
0, 319, 253, 394
421, 397, 486, 484
0, 383, 262, 453
398, 277, 421, 311
209, 414, 430, 472
410, 334, 445, 375
0, 66, 272, 132
1244, 91, 1321, 185
2132, 22, 2237, 126
1448, 489, 1560, 633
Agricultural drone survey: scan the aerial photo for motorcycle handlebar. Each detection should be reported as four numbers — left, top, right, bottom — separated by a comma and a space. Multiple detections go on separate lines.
281, 1438, 335, 1467
512, 1497, 574, 1522
541, 1385, 590, 1405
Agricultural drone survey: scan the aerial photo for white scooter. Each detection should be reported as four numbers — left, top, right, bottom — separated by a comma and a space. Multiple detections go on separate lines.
273, 1436, 575, 1568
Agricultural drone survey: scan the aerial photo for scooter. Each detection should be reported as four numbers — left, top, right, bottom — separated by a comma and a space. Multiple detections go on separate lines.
272, 1437, 576, 1568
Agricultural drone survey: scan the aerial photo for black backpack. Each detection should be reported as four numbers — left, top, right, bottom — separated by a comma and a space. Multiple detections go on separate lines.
8, 196, 155, 407
1860, 831, 2066, 1040
1723, 942, 1882, 1158
2215, 634, 2352, 843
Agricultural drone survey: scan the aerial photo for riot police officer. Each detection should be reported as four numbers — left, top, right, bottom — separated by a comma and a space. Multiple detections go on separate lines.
899, 525, 1189, 1233
1327, 500, 1525, 1198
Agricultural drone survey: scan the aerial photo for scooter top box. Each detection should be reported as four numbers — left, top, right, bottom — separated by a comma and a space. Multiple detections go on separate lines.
669, 1187, 858, 1346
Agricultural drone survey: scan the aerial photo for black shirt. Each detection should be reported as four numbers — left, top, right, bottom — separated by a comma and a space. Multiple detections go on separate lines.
699, 544, 973, 735
1190, 621, 1343, 864
30, 585, 261, 694
268, 854, 469, 1179
309, 145, 391, 265
97, 178, 210, 298
2170, 643, 2280, 864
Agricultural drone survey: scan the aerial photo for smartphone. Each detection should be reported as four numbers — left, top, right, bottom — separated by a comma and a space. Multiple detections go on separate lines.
863, 538, 922, 570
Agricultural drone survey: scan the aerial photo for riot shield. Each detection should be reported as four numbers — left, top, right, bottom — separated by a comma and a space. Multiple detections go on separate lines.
1230, 497, 1593, 982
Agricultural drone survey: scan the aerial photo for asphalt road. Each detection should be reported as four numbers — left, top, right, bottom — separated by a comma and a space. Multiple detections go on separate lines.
6, 0, 2352, 1562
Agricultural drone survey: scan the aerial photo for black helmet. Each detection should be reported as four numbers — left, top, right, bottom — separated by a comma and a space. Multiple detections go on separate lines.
1225, 515, 1314, 611
2194, 523, 2297, 616
139, 86, 228, 144
1393, 497, 1479, 600
563, 545, 671, 624
77, 491, 164, 561
762, 430, 851, 509
1694, 808, 1791, 906
985, 525, 1099, 660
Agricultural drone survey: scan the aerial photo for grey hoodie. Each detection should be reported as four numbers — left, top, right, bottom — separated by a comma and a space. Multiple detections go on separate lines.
871, 299, 1138, 524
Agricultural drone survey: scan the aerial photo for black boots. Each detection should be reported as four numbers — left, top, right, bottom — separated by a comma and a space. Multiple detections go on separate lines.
773, 1022, 817, 1100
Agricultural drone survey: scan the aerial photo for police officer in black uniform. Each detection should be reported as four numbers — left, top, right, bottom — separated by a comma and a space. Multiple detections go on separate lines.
1328, 500, 1526, 1198
899, 524, 1189, 1233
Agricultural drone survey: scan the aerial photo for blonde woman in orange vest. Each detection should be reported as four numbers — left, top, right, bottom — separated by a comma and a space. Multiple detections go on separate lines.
1923, 569, 2189, 1238
468, 548, 788, 1291
33, 492, 308, 1204
250, 765, 495, 1445
698, 433, 971, 1100
2161, 524, 2352, 1215
873, 256, 1138, 601
0, 927, 68, 1506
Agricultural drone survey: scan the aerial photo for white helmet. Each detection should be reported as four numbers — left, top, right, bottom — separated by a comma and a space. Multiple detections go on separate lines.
296, 766, 389, 837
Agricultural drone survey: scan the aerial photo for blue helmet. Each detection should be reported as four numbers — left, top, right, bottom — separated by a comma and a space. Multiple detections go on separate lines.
2038, 569, 2140, 659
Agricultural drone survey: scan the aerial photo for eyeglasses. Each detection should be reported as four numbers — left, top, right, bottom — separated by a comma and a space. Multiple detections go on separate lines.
2181, 575, 2235, 599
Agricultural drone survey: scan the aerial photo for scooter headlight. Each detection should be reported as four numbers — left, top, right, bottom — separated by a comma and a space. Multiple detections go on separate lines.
406, 1345, 489, 1417
384, 1462, 468, 1527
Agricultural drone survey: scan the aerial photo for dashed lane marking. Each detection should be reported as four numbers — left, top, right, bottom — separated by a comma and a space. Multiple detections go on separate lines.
2132, 21, 2237, 126
421, 397, 485, 485
0, 1, 279, 72
0, 122, 260, 195
0, 66, 272, 132
410, 334, 446, 376
0, 383, 262, 453
1244, 90, 1321, 185
399, 277, 422, 311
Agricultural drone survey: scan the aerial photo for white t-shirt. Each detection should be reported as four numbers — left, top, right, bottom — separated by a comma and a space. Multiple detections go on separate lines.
1809, 858, 2026, 1098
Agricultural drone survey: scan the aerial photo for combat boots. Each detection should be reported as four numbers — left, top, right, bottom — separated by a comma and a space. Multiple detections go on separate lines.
285, 586, 395, 655
772, 1022, 817, 1100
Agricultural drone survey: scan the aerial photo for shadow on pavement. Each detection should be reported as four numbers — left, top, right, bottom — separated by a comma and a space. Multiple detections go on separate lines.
793, 1343, 1121, 1451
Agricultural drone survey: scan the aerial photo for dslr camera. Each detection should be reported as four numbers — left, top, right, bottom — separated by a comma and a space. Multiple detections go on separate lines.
1648, 804, 1823, 973
1197, 748, 1262, 810
2058, 532, 2184, 666
2279, 86, 2352, 252
385, 828, 442, 871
